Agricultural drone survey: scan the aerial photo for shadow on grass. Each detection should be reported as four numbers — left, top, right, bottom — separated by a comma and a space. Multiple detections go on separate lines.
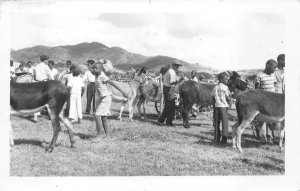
13, 139, 44, 147
61, 130, 95, 140
235, 158, 284, 172
265, 156, 285, 164
13, 115, 37, 123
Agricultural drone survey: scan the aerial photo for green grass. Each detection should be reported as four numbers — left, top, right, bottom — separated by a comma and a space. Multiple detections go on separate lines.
10, 93, 284, 176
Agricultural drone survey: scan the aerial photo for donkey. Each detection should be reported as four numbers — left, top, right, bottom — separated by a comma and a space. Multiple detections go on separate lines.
180, 71, 248, 129
10, 80, 75, 152
232, 90, 285, 152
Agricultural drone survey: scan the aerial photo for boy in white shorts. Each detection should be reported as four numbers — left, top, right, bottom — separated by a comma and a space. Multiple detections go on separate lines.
92, 59, 128, 141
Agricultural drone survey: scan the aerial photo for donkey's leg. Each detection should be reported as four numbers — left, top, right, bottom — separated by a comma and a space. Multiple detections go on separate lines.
59, 111, 75, 148
279, 121, 285, 151
231, 122, 239, 149
46, 109, 62, 152
10, 124, 14, 146
182, 102, 194, 128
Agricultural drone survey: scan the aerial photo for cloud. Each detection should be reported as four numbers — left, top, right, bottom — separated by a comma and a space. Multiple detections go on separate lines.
97, 13, 157, 28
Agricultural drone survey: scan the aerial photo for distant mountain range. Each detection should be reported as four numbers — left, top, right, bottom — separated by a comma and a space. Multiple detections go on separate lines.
10, 42, 220, 74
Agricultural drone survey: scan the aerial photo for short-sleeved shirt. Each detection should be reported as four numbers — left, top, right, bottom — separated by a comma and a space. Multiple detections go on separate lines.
83, 70, 95, 83
67, 76, 85, 95
255, 72, 276, 92
27, 67, 34, 75
163, 68, 177, 87
95, 71, 110, 98
34, 62, 53, 81
192, 76, 199, 82
211, 83, 230, 108
49, 68, 59, 80
274, 68, 284, 93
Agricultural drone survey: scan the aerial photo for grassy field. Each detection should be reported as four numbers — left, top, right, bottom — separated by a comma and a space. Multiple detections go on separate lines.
10, 92, 285, 176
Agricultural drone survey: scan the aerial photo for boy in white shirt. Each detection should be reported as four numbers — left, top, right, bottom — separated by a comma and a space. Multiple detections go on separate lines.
48, 60, 59, 80
67, 67, 85, 123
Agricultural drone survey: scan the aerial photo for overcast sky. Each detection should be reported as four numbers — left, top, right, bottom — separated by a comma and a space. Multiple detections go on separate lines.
6, 1, 288, 70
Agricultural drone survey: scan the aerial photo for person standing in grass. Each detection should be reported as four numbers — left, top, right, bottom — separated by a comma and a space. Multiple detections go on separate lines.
67, 66, 85, 124
254, 59, 277, 143
92, 59, 128, 141
211, 72, 231, 144
83, 59, 96, 115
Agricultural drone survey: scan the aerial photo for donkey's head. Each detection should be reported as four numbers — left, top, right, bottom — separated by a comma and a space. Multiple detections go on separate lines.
227, 71, 248, 92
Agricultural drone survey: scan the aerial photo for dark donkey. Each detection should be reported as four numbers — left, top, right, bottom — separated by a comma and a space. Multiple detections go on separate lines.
180, 71, 248, 128
10, 80, 75, 152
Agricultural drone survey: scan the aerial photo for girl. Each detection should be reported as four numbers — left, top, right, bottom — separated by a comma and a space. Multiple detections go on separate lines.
92, 60, 128, 141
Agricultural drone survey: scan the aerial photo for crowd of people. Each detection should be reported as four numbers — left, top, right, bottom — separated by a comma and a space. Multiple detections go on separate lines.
10, 53, 285, 144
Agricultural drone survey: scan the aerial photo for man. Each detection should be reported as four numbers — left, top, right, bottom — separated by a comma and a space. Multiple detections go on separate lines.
83, 59, 96, 115
33, 55, 53, 82
32, 55, 53, 122
27, 61, 34, 75
255, 59, 277, 143
48, 60, 59, 80
59, 60, 73, 83
275, 54, 285, 94
158, 60, 182, 126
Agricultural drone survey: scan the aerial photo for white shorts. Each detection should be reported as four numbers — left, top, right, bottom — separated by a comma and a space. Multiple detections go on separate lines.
95, 95, 112, 116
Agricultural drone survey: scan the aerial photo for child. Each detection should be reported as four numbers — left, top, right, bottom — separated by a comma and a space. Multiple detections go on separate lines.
67, 66, 85, 123
211, 72, 231, 144
92, 60, 128, 141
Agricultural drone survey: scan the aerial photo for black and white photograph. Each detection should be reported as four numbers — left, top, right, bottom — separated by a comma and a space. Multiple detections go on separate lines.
1, 0, 300, 190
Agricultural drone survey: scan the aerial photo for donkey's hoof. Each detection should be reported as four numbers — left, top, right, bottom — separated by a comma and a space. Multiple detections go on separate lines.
183, 125, 190, 129
45, 146, 54, 153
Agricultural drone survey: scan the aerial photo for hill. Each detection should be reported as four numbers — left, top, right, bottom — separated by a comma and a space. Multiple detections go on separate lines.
11, 42, 218, 74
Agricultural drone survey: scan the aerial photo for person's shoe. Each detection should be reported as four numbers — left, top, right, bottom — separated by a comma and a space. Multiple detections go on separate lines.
221, 137, 227, 144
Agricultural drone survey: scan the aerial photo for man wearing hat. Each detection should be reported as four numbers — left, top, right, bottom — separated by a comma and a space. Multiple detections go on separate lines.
255, 59, 278, 143
33, 55, 53, 82
158, 59, 182, 126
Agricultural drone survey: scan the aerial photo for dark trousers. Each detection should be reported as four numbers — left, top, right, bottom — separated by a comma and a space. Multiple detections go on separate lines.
213, 107, 228, 141
86, 82, 96, 114
158, 86, 176, 125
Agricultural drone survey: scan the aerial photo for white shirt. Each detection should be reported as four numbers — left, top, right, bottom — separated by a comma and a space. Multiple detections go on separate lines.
95, 72, 110, 98
58, 68, 70, 81
83, 70, 95, 83
27, 67, 34, 75
67, 76, 85, 95
163, 68, 177, 87
192, 76, 199, 82
211, 83, 230, 108
49, 68, 59, 80
34, 62, 53, 81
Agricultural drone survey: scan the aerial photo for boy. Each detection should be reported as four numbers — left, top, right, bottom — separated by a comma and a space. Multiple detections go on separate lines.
48, 60, 59, 80
92, 60, 128, 141
211, 72, 231, 143
67, 66, 85, 123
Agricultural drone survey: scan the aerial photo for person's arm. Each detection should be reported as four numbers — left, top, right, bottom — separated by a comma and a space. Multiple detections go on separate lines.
107, 80, 129, 98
